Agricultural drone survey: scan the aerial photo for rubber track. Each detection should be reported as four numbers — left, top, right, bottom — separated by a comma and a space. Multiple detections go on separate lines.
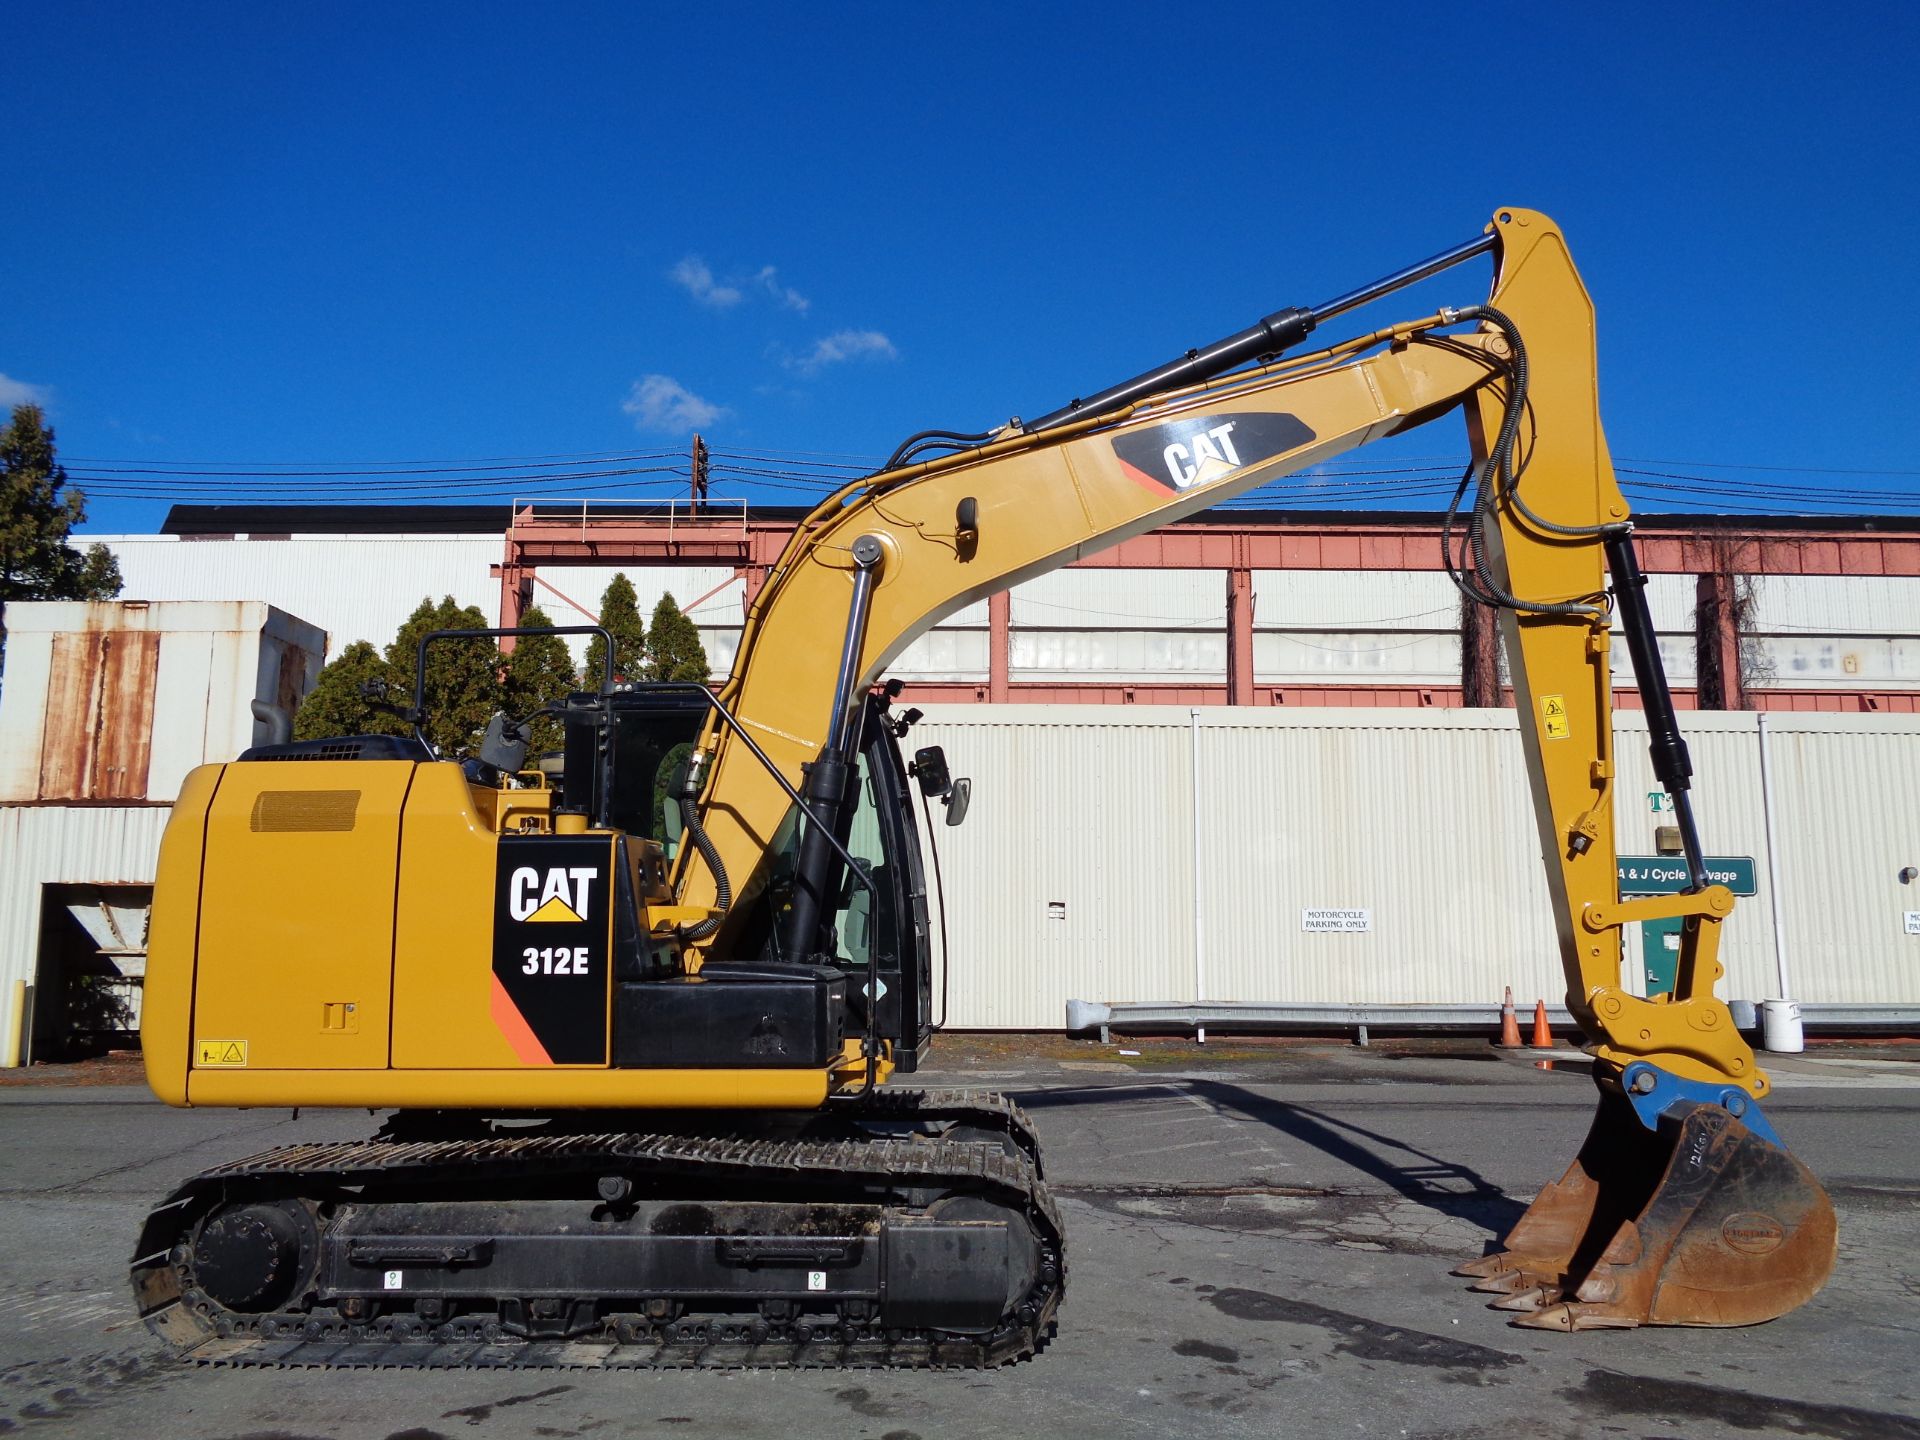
131, 1093, 1063, 1370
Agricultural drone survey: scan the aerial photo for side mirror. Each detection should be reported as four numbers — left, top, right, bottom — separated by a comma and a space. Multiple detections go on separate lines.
477, 712, 529, 774
944, 776, 971, 827
912, 745, 952, 799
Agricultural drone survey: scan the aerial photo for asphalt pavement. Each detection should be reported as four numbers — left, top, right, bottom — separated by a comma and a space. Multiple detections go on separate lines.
2, 1038, 1916, 1439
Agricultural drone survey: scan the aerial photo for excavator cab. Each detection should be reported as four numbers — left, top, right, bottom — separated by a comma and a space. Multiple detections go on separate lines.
545, 675, 940, 1075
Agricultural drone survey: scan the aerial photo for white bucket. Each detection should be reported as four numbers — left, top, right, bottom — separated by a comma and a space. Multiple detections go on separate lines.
1761, 998, 1805, 1054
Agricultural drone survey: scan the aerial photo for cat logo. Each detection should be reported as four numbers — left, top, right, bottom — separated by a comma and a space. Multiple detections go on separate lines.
1109, 412, 1316, 497
1162, 422, 1243, 489
508, 865, 599, 924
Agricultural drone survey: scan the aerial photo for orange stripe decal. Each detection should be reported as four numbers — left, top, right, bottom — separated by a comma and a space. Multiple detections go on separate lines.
490, 973, 553, 1066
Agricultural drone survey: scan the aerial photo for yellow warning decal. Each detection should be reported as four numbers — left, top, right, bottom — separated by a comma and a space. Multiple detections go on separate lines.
524, 895, 583, 924
1541, 693, 1571, 740
195, 1039, 248, 1067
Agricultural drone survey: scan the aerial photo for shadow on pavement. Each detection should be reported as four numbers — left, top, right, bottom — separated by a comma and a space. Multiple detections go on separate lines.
1016, 1077, 1526, 1237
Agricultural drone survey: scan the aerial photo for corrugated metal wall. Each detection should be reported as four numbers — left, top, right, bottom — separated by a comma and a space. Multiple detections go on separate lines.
910, 705, 1920, 1027
1193, 711, 1555, 1006
911, 711, 1197, 1027
0, 805, 172, 1053
1761, 717, 1920, 999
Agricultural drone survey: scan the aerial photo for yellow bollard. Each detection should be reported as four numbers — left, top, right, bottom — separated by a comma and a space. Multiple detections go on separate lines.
3, 979, 24, 1069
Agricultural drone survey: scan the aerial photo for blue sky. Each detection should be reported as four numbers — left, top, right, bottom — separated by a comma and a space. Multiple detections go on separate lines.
3, 2, 1916, 532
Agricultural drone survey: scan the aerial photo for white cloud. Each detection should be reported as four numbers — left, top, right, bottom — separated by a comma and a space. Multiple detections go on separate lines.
0, 372, 52, 409
752, 265, 810, 313
669, 256, 742, 308
789, 329, 898, 376
670, 256, 811, 314
622, 374, 727, 433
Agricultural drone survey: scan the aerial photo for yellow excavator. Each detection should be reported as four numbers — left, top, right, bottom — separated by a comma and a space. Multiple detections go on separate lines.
131, 208, 1835, 1366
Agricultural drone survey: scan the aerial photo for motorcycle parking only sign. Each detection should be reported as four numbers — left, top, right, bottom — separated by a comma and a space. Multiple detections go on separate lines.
1302, 908, 1372, 934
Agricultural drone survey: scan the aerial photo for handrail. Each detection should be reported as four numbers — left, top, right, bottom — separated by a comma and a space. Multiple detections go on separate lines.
507, 496, 750, 540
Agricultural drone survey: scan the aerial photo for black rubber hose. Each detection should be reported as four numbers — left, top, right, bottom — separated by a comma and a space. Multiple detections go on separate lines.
1436, 306, 1607, 619
1451, 305, 1623, 544
881, 428, 995, 471
676, 789, 732, 942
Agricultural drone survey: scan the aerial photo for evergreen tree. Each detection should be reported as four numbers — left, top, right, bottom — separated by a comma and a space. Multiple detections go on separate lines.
385, 596, 505, 755
583, 572, 646, 688
503, 604, 579, 755
647, 592, 711, 684
1, 405, 122, 667
293, 640, 408, 741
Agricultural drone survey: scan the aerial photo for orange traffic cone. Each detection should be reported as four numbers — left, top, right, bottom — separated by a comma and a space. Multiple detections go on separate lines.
1497, 986, 1521, 1048
1530, 999, 1553, 1049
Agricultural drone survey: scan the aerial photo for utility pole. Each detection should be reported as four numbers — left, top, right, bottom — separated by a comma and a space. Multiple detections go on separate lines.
690, 433, 710, 511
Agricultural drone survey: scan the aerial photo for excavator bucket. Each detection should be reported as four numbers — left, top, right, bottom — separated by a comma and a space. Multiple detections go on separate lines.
1455, 1087, 1836, 1330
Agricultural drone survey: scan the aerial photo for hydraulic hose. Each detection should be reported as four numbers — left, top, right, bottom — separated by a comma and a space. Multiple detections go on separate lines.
881, 428, 996, 472
675, 780, 732, 942
1438, 305, 1611, 620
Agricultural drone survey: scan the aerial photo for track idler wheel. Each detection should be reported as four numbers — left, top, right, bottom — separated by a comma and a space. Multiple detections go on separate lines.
189, 1200, 319, 1314
1455, 1081, 1836, 1330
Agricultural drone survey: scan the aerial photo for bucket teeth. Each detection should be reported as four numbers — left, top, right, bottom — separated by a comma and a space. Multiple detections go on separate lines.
1454, 1087, 1837, 1332
1511, 1302, 1642, 1332
1452, 1253, 1514, 1280
1489, 1286, 1553, 1312
1467, 1270, 1540, 1295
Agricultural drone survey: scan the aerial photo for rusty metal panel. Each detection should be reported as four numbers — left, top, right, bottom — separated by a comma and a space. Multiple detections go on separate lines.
0, 600, 328, 804
39, 628, 160, 801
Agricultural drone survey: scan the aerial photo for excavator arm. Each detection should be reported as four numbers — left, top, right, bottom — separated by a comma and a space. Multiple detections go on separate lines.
680, 208, 1835, 1330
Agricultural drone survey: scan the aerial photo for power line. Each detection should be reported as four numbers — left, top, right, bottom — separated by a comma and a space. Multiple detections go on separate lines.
1627, 457, 1920, 478
64, 446, 681, 467
55, 435, 1920, 517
